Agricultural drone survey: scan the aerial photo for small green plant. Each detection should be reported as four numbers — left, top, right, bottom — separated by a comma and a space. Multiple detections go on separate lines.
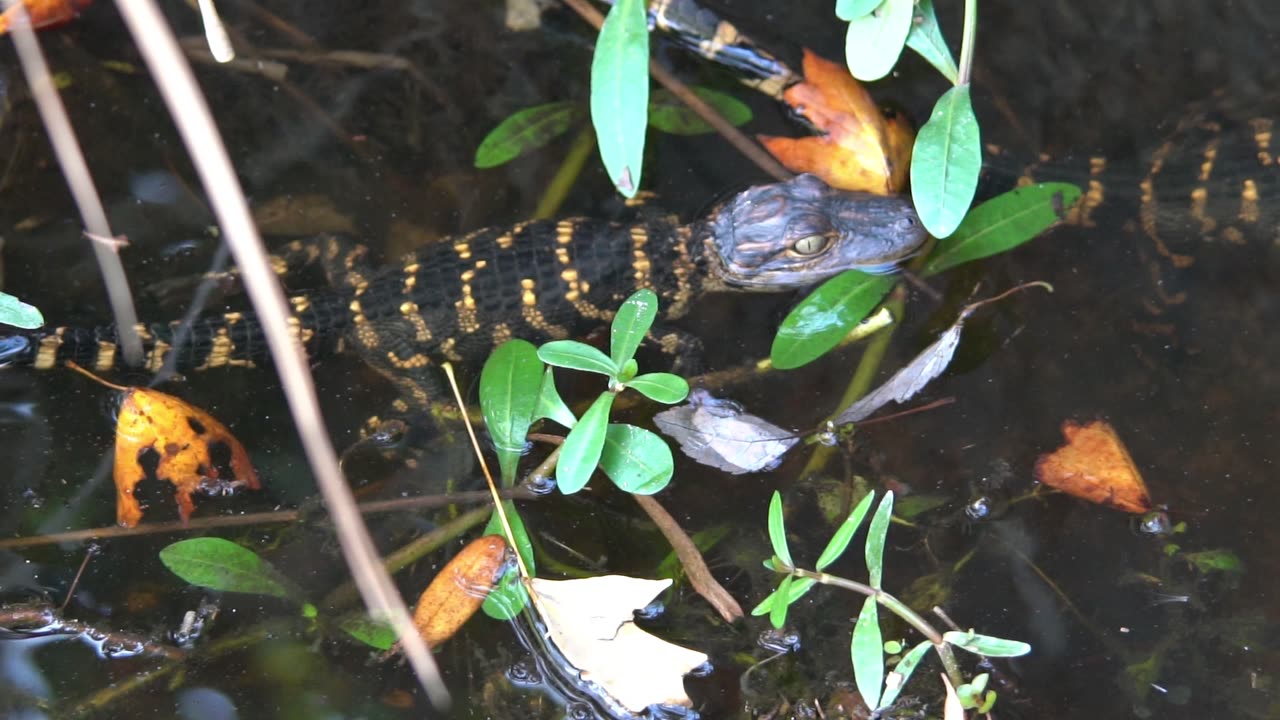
477, 288, 689, 617
755, 490, 1031, 712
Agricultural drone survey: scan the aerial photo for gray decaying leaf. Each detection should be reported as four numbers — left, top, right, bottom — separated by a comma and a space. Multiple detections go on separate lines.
834, 282, 1051, 426
834, 322, 964, 426
655, 390, 798, 474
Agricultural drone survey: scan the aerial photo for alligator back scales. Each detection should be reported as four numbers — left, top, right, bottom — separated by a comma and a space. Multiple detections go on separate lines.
1, 175, 926, 407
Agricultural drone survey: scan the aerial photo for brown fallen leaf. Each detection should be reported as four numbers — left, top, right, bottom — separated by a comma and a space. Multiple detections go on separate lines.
411, 534, 509, 648
0, 0, 92, 35
758, 49, 913, 195
530, 576, 709, 713
66, 362, 261, 527
1035, 420, 1153, 514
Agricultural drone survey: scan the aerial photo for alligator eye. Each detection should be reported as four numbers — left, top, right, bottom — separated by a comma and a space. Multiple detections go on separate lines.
792, 234, 830, 256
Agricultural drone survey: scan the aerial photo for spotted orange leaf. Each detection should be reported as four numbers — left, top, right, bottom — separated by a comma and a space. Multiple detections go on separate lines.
758, 50, 913, 195
411, 535, 509, 648
0, 0, 92, 35
66, 362, 260, 527
1034, 420, 1152, 514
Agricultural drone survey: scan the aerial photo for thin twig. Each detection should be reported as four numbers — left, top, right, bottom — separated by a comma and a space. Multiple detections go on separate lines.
3, 0, 144, 365
109, 0, 448, 708
59, 544, 100, 612
632, 493, 743, 623
0, 603, 186, 662
560, 0, 791, 182
0, 489, 534, 550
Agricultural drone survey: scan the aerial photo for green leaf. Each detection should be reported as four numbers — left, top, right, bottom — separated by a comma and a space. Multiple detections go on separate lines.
851, 596, 884, 709
159, 538, 294, 599
843, 0, 914, 81
625, 373, 689, 404
1182, 549, 1244, 574
474, 101, 579, 168
942, 630, 1032, 657
0, 292, 44, 329
648, 86, 752, 135
921, 183, 1083, 276
767, 491, 794, 568
482, 502, 534, 620
538, 340, 618, 377
769, 574, 794, 629
836, 0, 883, 20
750, 576, 817, 616
879, 639, 933, 709
904, 0, 958, 83
910, 84, 982, 238
816, 491, 875, 571
618, 358, 639, 383
865, 491, 894, 589
480, 340, 543, 486
610, 288, 659, 369
555, 392, 614, 494
535, 367, 577, 428
771, 271, 895, 369
598, 423, 674, 494
340, 614, 396, 650
591, 0, 649, 197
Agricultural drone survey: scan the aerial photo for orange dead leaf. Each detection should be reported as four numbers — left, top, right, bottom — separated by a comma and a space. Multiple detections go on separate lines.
1034, 420, 1152, 514
0, 0, 92, 35
758, 49, 913, 195
411, 535, 509, 648
65, 362, 261, 527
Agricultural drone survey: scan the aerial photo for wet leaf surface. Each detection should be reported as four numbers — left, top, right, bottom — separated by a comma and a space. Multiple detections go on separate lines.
411, 535, 509, 648
771, 270, 895, 370
1034, 419, 1153, 514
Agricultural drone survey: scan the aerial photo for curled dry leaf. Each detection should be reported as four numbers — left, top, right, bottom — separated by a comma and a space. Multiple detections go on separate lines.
113, 385, 260, 527
758, 49, 913, 195
0, 0, 92, 35
654, 389, 797, 474
411, 535, 509, 648
1034, 420, 1152, 514
530, 576, 708, 713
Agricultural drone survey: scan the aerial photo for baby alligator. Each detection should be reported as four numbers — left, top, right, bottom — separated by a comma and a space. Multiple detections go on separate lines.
1, 174, 926, 407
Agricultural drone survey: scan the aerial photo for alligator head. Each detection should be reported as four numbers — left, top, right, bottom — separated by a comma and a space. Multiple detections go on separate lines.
702, 173, 927, 290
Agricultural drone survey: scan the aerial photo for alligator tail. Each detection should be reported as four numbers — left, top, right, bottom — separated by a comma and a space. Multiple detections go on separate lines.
0, 291, 351, 375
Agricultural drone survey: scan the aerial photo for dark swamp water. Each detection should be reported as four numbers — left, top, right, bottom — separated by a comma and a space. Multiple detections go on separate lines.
0, 1, 1277, 718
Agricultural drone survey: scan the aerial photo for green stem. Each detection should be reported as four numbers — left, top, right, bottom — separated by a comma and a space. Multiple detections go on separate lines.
790, 566, 965, 686
533, 126, 596, 220
797, 286, 905, 479
957, 0, 977, 86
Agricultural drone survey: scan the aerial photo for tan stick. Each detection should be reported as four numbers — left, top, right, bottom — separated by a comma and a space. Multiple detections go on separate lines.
109, 0, 448, 708
632, 493, 744, 623
3, 0, 144, 365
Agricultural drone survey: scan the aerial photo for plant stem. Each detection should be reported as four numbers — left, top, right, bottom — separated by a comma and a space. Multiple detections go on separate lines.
790, 566, 965, 685
957, 0, 977, 86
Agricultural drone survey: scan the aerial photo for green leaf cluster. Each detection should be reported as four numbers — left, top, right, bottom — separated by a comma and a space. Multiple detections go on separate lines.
754, 490, 1030, 712
476, 289, 689, 616
527, 288, 688, 494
